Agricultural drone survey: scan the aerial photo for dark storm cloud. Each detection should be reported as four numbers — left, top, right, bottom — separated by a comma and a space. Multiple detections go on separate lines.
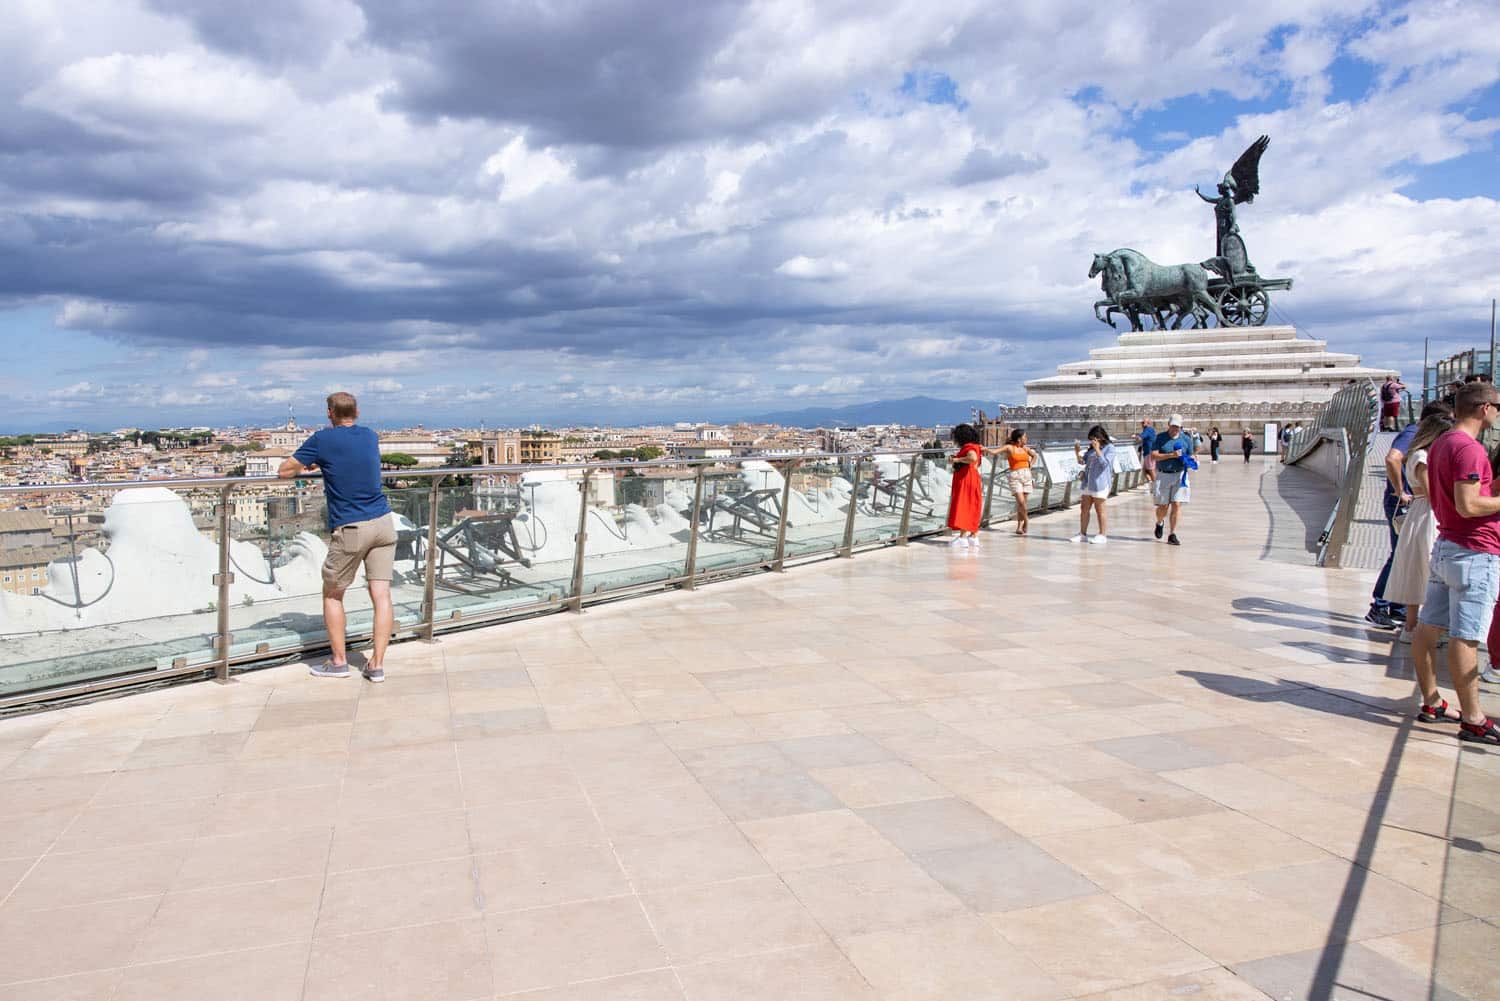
143, 0, 360, 67
356, 0, 757, 147
0, 212, 622, 347
950, 148, 1048, 186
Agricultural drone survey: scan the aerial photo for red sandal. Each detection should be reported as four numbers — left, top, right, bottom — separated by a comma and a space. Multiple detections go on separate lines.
1417, 698, 1460, 724
1458, 717, 1500, 745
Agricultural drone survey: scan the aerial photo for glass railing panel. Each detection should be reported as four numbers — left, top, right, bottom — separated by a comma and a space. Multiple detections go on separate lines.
575, 465, 696, 594
428, 471, 574, 621
691, 460, 782, 575
849, 456, 908, 546
219, 480, 431, 665
782, 458, 857, 559
218, 480, 329, 663
0, 485, 225, 698
903, 453, 951, 537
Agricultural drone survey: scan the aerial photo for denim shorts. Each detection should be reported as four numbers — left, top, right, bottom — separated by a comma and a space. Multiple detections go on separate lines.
1419, 539, 1500, 641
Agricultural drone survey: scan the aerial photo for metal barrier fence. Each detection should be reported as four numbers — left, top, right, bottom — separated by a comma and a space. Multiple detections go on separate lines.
1284, 379, 1381, 567
0, 448, 1145, 711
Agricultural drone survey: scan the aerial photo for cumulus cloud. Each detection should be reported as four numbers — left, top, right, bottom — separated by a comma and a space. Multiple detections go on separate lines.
0, 0, 1496, 427
775, 256, 851, 280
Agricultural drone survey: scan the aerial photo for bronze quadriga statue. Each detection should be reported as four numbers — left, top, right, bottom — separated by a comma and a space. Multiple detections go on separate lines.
1092, 135, 1293, 331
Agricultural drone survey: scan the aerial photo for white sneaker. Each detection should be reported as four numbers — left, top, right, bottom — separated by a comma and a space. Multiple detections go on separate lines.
1395, 629, 1412, 644
1089, 535, 1108, 545
949, 537, 969, 549
1070, 533, 1087, 543
968, 540, 982, 553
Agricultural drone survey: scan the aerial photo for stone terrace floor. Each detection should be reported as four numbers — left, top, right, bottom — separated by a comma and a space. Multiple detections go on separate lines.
1, 456, 1497, 1001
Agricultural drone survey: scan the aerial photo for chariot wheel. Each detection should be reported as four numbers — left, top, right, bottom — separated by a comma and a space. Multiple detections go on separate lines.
1217, 283, 1269, 326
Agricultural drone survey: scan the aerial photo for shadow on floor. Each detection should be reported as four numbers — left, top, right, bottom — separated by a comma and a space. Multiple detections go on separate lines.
1232, 596, 1370, 626
1179, 670, 1411, 731
1258, 464, 1337, 564
1179, 667, 1435, 1001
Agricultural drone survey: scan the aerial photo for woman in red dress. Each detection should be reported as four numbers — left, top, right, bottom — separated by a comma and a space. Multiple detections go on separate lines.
947, 423, 987, 550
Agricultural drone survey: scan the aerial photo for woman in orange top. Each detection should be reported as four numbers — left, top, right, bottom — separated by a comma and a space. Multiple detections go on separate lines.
1003, 428, 1040, 535
946, 424, 987, 550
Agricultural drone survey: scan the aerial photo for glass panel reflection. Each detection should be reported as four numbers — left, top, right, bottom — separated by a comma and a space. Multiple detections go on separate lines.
1, 487, 221, 697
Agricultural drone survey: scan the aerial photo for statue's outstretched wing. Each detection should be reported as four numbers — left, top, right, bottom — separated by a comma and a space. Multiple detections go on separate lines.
1228, 135, 1269, 204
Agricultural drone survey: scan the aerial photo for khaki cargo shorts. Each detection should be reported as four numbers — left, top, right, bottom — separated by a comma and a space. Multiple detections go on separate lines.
322, 513, 398, 591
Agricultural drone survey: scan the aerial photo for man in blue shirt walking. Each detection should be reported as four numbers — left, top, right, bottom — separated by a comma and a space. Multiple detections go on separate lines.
279, 392, 397, 682
1151, 415, 1193, 546
1138, 420, 1157, 484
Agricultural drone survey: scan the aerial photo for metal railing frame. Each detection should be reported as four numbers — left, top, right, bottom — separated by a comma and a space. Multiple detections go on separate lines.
1283, 379, 1381, 567
0, 447, 1147, 710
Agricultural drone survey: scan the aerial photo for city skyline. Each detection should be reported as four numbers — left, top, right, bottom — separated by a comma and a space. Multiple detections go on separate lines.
1, 1, 1497, 428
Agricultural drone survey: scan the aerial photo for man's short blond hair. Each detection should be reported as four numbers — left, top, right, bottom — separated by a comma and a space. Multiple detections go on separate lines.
326, 392, 358, 422
1455, 382, 1499, 420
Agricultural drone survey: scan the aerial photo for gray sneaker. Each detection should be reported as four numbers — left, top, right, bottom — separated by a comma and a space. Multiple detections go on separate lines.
361, 666, 385, 684
310, 660, 350, 679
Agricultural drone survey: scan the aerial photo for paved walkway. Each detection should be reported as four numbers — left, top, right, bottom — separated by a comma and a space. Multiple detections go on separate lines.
1340, 431, 1400, 572
1, 456, 1497, 1001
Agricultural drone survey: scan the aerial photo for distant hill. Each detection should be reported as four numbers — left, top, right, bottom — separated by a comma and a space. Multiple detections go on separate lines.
745, 396, 997, 428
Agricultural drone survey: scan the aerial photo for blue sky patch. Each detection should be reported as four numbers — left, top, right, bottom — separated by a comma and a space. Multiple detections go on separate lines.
1325, 52, 1379, 105
1122, 85, 1292, 153
900, 70, 968, 110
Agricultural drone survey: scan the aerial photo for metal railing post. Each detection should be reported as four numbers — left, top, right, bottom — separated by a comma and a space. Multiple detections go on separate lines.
682, 465, 706, 588
213, 485, 234, 681
980, 454, 1001, 528
839, 457, 864, 556
896, 458, 918, 545
1039, 473, 1052, 512
1060, 479, 1073, 509
418, 474, 445, 640
568, 470, 592, 611
772, 459, 799, 571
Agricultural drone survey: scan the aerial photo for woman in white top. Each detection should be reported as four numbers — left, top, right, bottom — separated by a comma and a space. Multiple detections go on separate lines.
1384, 412, 1455, 642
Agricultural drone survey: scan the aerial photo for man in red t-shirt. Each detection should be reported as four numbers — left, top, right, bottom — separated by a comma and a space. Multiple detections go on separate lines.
1379, 375, 1404, 431
1412, 383, 1500, 744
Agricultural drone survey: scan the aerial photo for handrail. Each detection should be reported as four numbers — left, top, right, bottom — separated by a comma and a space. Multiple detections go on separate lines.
0, 448, 933, 496
0, 445, 1146, 711
1284, 379, 1380, 567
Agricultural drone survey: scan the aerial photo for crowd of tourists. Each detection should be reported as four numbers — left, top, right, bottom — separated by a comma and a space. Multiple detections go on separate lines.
1365, 380, 1500, 743
945, 383, 1500, 747
944, 415, 1199, 550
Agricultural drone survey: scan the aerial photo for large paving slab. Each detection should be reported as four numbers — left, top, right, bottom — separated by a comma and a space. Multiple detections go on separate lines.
1, 454, 1497, 1000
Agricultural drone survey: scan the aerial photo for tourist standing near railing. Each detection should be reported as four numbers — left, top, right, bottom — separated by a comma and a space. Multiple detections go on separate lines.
1208, 427, 1222, 464
1137, 420, 1157, 483
1383, 412, 1453, 644
1410, 383, 1500, 745
1380, 375, 1405, 431
1241, 428, 1255, 462
946, 424, 987, 551
1002, 429, 1039, 536
278, 392, 397, 684
1367, 400, 1451, 631
1071, 425, 1115, 545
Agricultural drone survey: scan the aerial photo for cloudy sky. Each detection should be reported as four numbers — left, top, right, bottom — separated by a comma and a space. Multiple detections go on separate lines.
1, 0, 1496, 430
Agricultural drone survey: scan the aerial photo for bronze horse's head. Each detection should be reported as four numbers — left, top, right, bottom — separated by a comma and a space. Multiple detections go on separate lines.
1089, 253, 1108, 278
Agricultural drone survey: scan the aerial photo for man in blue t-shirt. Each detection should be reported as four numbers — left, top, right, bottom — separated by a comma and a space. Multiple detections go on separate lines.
1138, 420, 1158, 483
278, 392, 396, 682
1151, 415, 1192, 546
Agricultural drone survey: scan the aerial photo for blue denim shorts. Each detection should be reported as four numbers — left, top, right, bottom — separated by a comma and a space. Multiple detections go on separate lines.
1419, 539, 1500, 641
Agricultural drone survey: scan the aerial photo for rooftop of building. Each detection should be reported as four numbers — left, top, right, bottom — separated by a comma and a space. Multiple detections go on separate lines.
0, 510, 51, 533
0, 458, 1495, 999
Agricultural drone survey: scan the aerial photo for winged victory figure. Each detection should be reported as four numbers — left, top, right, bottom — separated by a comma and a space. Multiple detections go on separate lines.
1196, 134, 1268, 277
